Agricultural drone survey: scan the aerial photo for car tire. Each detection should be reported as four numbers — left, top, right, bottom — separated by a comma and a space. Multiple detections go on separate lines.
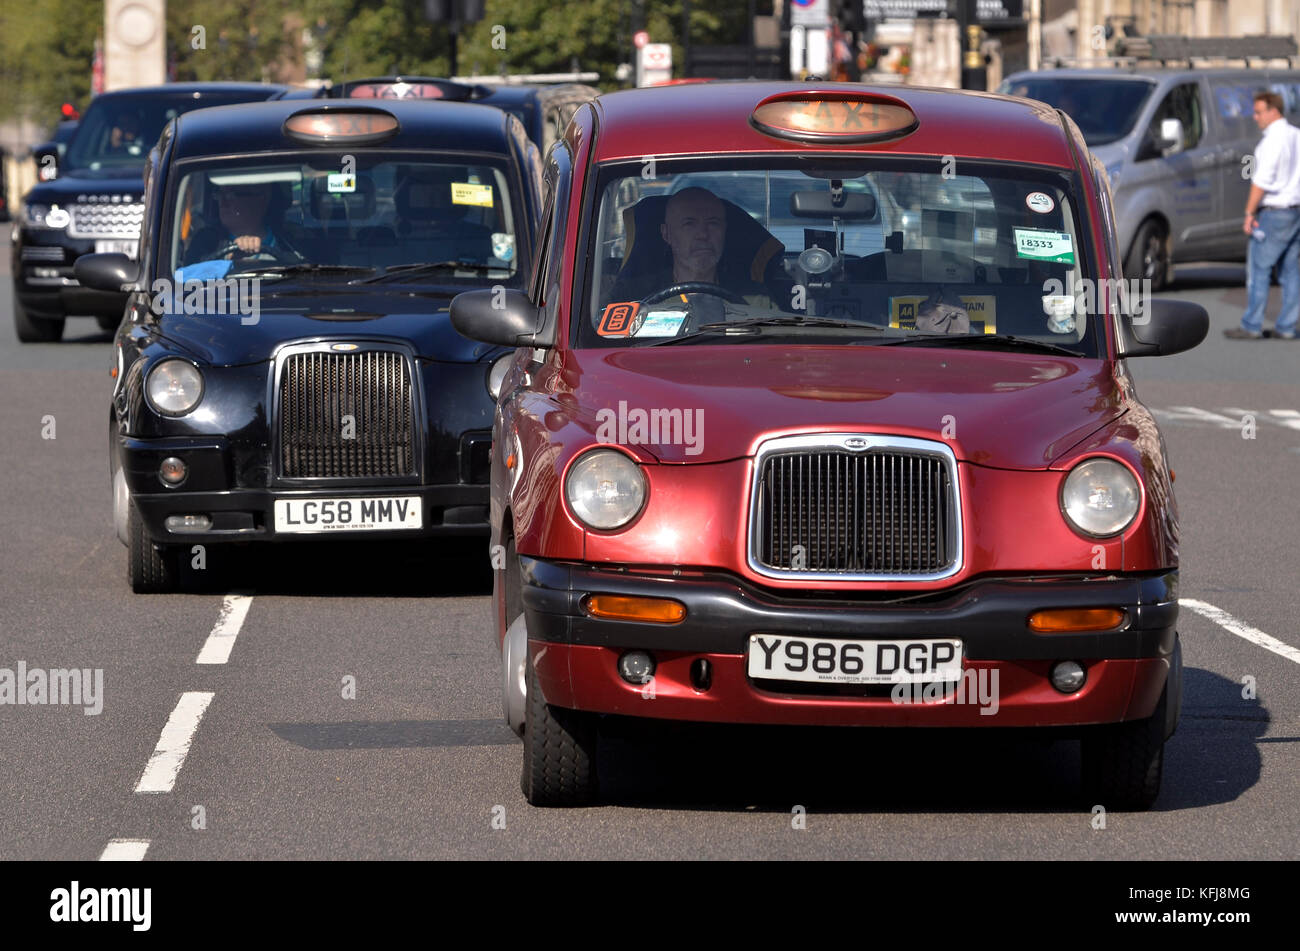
520, 650, 599, 807
1080, 676, 1167, 811
13, 291, 64, 342
128, 502, 179, 593
1124, 217, 1170, 292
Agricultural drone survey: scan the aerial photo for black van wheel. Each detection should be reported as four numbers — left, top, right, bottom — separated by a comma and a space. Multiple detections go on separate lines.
1125, 218, 1170, 291
13, 292, 64, 342
128, 503, 179, 593
97, 315, 120, 333
1080, 680, 1167, 811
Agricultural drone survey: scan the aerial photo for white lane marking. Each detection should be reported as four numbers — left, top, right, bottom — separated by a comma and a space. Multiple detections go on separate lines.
196, 594, 253, 664
99, 839, 150, 861
1181, 599, 1300, 666
1165, 405, 1241, 427
134, 692, 215, 794
1268, 409, 1300, 431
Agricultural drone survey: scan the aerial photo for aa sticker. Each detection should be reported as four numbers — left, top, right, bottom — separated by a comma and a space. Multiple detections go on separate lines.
1014, 228, 1075, 264
451, 182, 494, 207
327, 173, 356, 193
1025, 191, 1055, 214
890, 295, 996, 334
597, 302, 641, 337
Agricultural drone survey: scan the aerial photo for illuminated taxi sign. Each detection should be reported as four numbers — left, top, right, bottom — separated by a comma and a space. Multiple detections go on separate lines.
348, 82, 445, 100
283, 108, 400, 145
750, 94, 918, 144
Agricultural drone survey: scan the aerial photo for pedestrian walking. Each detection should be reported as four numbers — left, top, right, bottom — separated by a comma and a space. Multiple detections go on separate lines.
1227, 90, 1300, 339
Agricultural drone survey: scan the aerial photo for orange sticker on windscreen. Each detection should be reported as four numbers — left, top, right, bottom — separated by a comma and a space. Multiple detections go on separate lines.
597, 302, 641, 336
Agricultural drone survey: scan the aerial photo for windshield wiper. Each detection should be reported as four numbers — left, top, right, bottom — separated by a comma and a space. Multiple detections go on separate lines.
650, 315, 889, 346
235, 264, 377, 280
871, 333, 1084, 357
355, 261, 503, 284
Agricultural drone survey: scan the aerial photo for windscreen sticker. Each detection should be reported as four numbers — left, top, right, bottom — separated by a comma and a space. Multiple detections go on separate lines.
491, 232, 515, 261
451, 182, 494, 207
597, 302, 641, 337
1025, 191, 1055, 214
634, 310, 688, 337
1014, 228, 1075, 264
327, 173, 356, 193
890, 294, 996, 334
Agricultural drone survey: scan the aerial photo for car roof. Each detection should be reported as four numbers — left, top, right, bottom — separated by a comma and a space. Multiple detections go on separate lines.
1005, 67, 1300, 82
88, 82, 292, 100
589, 81, 1078, 168
168, 98, 518, 161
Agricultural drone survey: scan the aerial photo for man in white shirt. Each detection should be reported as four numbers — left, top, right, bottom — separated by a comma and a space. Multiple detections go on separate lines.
1227, 90, 1300, 339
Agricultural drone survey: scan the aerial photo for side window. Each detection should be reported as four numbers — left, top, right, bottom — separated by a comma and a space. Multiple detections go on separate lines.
530, 181, 553, 305
1152, 82, 1204, 150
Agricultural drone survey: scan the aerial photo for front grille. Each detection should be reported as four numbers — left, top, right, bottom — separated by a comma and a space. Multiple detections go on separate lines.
21, 246, 64, 262
750, 436, 959, 580
277, 348, 417, 480
68, 202, 144, 239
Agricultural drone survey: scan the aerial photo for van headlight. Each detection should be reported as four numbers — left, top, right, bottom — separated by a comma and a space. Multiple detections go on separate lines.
565, 449, 647, 530
1061, 458, 1140, 537
146, 359, 205, 416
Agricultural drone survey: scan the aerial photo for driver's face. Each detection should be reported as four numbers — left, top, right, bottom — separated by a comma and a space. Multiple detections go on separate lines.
218, 185, 271, 234
661, 191, 725, 276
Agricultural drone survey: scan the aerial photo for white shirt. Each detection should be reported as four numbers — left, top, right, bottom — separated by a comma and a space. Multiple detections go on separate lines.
1253, 116, 1300, 208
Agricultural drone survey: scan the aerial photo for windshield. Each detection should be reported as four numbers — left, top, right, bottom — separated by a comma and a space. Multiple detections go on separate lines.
162, 153, 523, 287
577, 157, 1099, 357
998, 77, 1155, 146
64, 92, 273, 172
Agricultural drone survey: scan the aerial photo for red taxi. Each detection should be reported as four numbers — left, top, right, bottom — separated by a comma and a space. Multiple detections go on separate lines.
450, 83, 1208, 808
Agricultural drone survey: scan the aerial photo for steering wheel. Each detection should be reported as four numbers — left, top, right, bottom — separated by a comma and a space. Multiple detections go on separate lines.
214, 240, 300, 264
640, 282, 748, 306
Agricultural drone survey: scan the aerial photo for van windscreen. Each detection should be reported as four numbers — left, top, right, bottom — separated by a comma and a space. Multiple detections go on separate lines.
999, 78, 1156, 146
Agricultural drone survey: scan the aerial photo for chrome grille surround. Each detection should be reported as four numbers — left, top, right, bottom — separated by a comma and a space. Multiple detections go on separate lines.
747, 433, 963, 583
67, 202, 145, 239
271, 340, 423, 484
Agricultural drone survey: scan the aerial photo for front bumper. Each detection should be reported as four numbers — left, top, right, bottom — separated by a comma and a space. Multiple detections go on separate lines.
522, 557, 1178, 728
14, 233, 126, 319
123, 436, 489, 540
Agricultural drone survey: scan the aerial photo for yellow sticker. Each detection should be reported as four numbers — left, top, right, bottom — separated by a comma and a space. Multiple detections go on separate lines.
889, 295, 997, 334
451, 182, 494, 207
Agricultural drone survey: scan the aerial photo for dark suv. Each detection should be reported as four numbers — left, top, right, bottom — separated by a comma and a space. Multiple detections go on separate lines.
11, 83, 321, 342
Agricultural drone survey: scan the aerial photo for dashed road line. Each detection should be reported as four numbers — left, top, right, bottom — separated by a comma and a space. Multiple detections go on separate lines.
1268, 409, 1300, 431
196, 594, 253, 665
99, 839, 150, 861
134, 692, 215, 794
1181, 599, 1300, 666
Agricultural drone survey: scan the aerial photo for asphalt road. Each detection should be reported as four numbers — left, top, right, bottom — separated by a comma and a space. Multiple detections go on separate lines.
1, 257, 1296, 860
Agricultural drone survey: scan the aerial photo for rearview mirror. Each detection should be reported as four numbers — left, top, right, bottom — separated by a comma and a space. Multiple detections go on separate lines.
1120, 298, 1208, 357
74, 253, 142, 292
790, 189, 877, 219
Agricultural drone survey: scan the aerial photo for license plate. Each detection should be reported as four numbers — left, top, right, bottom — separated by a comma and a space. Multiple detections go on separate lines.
95, 239, 138, 257
274, 496, 422, 533
747, 635, 963, 685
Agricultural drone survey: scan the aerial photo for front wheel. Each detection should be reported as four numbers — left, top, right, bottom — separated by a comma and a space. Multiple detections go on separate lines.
520, 651, 599, 807
128, 503, 180, 593
1080, 678, 1167, 811
1124, 218, 1170, 292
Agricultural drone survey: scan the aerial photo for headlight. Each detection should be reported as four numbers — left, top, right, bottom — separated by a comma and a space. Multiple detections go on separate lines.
23, 203, 51, 227
565, 449, 647, 531
145, 359, 205, 416
487, 351, 514, 401
1061, 458, 1140, 537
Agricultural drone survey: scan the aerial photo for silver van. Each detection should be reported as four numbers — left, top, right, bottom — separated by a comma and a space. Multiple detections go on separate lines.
1000, 67, 1300, 289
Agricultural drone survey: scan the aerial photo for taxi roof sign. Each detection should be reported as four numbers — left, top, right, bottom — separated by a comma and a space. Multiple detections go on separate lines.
283, 107, 401, 145
750, 93, 918, 144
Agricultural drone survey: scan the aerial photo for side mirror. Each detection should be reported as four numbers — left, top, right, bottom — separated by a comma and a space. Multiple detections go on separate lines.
1158, 117, 1185, 155
1120, 298, 1208, 357
450, 288, 551, 347
74, 253, 142, 292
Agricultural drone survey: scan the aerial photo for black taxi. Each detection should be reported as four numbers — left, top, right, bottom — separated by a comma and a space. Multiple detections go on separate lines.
74, 99, 542, 591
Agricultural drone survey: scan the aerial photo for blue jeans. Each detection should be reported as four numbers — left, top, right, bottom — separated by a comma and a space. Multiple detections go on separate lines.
1242, 206, 1300, 335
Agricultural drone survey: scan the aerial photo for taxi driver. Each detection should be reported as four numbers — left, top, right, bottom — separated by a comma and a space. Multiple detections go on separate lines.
661, 187, 726, 285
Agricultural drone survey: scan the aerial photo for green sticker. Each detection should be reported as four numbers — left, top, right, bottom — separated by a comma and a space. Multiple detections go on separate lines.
1014, 228, 1075, 264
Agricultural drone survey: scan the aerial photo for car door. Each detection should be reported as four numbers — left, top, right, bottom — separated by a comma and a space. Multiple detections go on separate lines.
1136, 79, 1219, 260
